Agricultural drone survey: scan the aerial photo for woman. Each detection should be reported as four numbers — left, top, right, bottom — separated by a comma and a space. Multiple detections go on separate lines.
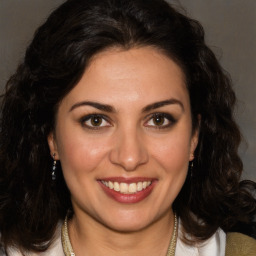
0, 0, 255, 255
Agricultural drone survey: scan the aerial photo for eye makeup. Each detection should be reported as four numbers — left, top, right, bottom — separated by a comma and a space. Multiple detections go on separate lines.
79, 114, 112, 130
144, 112, 178, 130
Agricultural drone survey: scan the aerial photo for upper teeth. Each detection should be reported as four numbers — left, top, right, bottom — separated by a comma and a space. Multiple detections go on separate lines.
101, 181, 152, 194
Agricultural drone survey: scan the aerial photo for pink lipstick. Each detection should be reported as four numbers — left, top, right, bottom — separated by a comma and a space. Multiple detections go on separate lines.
97, 177, 157, 204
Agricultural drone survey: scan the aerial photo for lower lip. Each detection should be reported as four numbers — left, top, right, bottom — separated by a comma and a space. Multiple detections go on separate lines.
98, 181, 157, 204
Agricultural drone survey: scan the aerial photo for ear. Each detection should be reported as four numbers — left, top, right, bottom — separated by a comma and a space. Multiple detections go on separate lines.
189, 115, 200, 161
47, 132, 60, 160
189, 130, 199, 161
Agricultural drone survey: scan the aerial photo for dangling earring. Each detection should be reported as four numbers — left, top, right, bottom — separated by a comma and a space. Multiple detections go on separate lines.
189, 160, 194, 178
52, 153, 57, 181
189, 153, 194, 178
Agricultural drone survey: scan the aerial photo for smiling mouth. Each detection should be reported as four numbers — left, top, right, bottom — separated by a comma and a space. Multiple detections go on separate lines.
100, 180, 152, 194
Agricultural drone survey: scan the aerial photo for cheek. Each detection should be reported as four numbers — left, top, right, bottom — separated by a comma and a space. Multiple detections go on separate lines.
56, 129, 110, 177
152, 136, 190, 164
150, 133, 191, 173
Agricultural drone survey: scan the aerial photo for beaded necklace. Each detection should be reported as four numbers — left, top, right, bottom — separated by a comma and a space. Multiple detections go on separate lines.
61, 213, 178, 256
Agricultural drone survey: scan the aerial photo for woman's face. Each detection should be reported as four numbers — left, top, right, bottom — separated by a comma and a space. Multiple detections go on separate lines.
48, 47, 198, 232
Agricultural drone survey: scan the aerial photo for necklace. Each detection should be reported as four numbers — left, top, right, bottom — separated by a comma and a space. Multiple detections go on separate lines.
61, 213, 178, 256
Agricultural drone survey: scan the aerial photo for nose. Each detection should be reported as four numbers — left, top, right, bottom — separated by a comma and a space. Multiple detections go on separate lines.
109, 127, 149, 171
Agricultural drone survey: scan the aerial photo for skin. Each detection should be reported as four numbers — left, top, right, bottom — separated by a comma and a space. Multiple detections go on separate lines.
48, 47, 199, 255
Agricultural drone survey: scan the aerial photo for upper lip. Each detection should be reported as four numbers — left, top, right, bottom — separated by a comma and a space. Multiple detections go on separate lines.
97, 177, 157, 184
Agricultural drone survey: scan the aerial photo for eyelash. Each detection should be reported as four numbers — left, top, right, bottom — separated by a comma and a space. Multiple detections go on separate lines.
144, 113, 177, 129
79, 112, 177, 130
80, 114, 112, 130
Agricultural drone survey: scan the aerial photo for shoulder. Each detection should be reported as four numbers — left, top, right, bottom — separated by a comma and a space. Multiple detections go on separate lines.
225, 232, 256, 256
176, 226, 226, 256
3, 222, 64, 256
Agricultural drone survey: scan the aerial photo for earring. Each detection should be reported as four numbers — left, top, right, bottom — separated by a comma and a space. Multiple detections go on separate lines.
189, 159, 194, 178
52, 153, 57, 181
189, 153, 194, 178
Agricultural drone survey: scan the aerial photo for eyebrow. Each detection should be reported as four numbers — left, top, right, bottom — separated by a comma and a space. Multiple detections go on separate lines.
142, 99, 184, 113
69, 101, 115, 112
69, 98, 184, 113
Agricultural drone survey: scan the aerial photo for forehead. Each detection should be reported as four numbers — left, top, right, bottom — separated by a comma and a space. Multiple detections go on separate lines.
61, 47, 189, 110
87, 46, 186, 85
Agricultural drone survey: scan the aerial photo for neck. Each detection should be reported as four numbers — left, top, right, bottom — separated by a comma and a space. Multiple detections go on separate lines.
68, 209, 175, 256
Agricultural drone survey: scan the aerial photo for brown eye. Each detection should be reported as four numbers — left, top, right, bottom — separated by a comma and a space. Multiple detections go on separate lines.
145, 113, 176, 129
81, 114, 111, 129
90, 116, 103, 126
152, 115, 165, 126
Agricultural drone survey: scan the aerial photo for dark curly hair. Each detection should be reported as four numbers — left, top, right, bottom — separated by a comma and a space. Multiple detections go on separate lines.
0, 0, 255, 252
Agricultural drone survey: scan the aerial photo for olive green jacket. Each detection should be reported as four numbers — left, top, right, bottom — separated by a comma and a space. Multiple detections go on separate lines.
226, 232, 256, 256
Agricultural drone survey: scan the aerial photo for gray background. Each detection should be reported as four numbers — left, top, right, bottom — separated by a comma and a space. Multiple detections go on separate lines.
0, 0, 255, 181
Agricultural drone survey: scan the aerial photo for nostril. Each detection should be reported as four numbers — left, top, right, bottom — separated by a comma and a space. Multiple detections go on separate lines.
108, 138, 148, 171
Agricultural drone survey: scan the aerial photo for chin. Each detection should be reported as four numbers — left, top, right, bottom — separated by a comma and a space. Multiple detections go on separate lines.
106, 221, 151, 233
99, 211, 157, 233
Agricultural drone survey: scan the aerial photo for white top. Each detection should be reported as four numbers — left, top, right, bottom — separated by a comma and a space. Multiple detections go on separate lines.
5, 222, 226, 256
176, 226, 226, 256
